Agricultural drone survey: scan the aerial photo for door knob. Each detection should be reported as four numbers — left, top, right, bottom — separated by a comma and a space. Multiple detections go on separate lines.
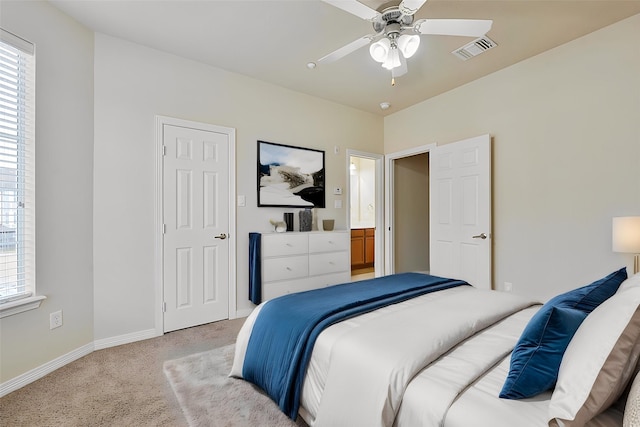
472, 233, 487, 240
214, 233, 227, 240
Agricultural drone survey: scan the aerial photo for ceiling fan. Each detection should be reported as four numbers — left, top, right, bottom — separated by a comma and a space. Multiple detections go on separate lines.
314, 0, 493, 82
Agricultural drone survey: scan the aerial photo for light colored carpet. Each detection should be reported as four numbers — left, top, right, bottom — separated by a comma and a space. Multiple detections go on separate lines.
0, 318, 245, 426
164, 344, 308, 427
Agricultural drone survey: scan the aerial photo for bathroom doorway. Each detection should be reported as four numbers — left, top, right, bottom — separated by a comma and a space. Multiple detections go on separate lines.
347, 150, 384, 281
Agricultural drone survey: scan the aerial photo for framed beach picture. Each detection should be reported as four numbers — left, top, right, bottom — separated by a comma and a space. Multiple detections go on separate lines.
257, 140, 325, 208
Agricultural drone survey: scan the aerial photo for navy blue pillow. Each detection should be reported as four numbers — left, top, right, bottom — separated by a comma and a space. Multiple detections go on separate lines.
500, 267, 628, 400
547, 267, 628, 313
499, 307, 587, 399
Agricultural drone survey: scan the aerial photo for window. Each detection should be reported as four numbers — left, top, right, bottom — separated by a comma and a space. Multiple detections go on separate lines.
0, 28, 39, 315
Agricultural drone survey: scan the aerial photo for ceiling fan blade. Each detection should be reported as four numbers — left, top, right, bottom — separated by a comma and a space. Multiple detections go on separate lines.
317, 35, 373, 64
399, 0, 428, 16
322, 0, 380, 21
414, 19, 493, 37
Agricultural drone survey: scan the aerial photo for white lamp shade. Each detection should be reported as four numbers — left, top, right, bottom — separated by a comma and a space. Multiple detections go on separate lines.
382, 47, 401, 70
398, 34, 420, 58
392, 54, 407, 77
613, 216, 640, 253
369, 38, 390, 63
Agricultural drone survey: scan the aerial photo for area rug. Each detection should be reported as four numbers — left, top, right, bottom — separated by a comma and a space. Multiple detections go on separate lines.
163, 344, 307, 427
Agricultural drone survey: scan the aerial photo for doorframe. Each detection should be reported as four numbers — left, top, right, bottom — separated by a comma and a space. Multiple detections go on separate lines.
154, 115, 237, 336
384, 143, 436, 274
346, 149, 385, 277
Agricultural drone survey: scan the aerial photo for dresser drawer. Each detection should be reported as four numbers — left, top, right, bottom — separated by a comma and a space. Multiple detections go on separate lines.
262, 280, 299, 301
306, 271, 351, 289
262, 233, 308, 257
309, 252, 350, 276
309, 232, 349, 253
263, 255, 308, 282
263, 278, 323, 301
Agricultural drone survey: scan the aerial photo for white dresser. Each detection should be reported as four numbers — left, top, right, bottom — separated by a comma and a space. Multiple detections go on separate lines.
261, 231, 351, 301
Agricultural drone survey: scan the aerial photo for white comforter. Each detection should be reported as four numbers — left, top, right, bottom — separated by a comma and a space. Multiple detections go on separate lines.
233, 285, 539, 427
309, 287, 536, 427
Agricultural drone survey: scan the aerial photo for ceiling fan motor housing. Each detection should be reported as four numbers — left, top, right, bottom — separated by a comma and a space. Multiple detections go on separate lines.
373, 7, 414, 34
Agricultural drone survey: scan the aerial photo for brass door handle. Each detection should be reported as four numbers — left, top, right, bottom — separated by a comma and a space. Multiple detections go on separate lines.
214, 233, 227, 240
472, 233, 487, 240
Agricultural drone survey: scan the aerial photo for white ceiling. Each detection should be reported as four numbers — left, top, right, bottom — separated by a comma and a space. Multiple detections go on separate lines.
49, 0, 640, 116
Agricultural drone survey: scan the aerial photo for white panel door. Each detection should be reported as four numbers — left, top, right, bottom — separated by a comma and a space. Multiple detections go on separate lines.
163, 124, 230, 332
430, 134, 491, 289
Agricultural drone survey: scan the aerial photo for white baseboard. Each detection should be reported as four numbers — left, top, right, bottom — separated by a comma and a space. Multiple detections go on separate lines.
0, 342, 94, 397
235, 308, 253, 318
1, 328, 160, 397
93, 328, 159, 350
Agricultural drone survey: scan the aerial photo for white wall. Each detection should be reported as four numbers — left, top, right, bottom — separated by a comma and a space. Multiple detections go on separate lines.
93, 34, 384, 339
384, 14, 640, 302
0, 1, 94, 382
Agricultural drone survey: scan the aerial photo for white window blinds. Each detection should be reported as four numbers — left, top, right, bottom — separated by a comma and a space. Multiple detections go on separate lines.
0, 29, 36, 303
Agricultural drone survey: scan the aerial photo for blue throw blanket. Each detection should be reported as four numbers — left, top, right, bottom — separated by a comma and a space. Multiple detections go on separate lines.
242, 272, 468, 419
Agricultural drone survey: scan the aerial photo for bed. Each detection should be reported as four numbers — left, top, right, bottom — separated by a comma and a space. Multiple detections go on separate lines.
231, 269, 640, 427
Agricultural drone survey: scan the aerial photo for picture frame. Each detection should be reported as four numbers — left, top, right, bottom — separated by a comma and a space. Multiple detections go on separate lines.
257, 140, 325, 208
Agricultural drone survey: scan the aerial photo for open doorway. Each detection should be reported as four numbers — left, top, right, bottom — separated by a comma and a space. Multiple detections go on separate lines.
392, 153, 430, 273
384, 143, 435, 275
347, 150, 384, 281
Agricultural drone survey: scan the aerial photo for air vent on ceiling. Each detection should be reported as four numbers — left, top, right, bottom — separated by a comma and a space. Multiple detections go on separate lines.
452, 36, 497, 61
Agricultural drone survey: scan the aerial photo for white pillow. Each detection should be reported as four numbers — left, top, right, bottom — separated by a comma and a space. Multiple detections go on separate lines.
548, 286, 640, 426
618, 272, 640, 293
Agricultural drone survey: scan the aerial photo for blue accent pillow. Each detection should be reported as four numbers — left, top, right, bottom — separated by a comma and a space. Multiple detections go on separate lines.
500, 267, 628, 400
550, 267, 628, 313
500, 307, 587, 399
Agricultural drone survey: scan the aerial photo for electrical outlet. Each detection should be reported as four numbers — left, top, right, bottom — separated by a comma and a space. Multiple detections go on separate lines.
50, 310, 63, 329
504, 282, 513, 292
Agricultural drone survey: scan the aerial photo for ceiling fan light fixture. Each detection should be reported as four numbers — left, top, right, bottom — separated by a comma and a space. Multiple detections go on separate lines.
392, 56, 407, 77
382, 47, 401, 70
369, 38, 390, 63
398, 34, 420, 58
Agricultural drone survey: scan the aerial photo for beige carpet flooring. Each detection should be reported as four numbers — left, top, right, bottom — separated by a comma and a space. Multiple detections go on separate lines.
0, 317, 296, 426
164, 344, 307, 427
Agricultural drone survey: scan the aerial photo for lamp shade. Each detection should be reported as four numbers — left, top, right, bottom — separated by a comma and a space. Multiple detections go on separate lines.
398, 34, 420, 58
391, 54, 407, 77
369, 38, 390, 63
612, 216, 640, 253
382, 47, 401, 70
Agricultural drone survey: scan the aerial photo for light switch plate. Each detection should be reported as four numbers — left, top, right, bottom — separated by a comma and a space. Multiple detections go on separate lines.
334, 199, 343, 209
